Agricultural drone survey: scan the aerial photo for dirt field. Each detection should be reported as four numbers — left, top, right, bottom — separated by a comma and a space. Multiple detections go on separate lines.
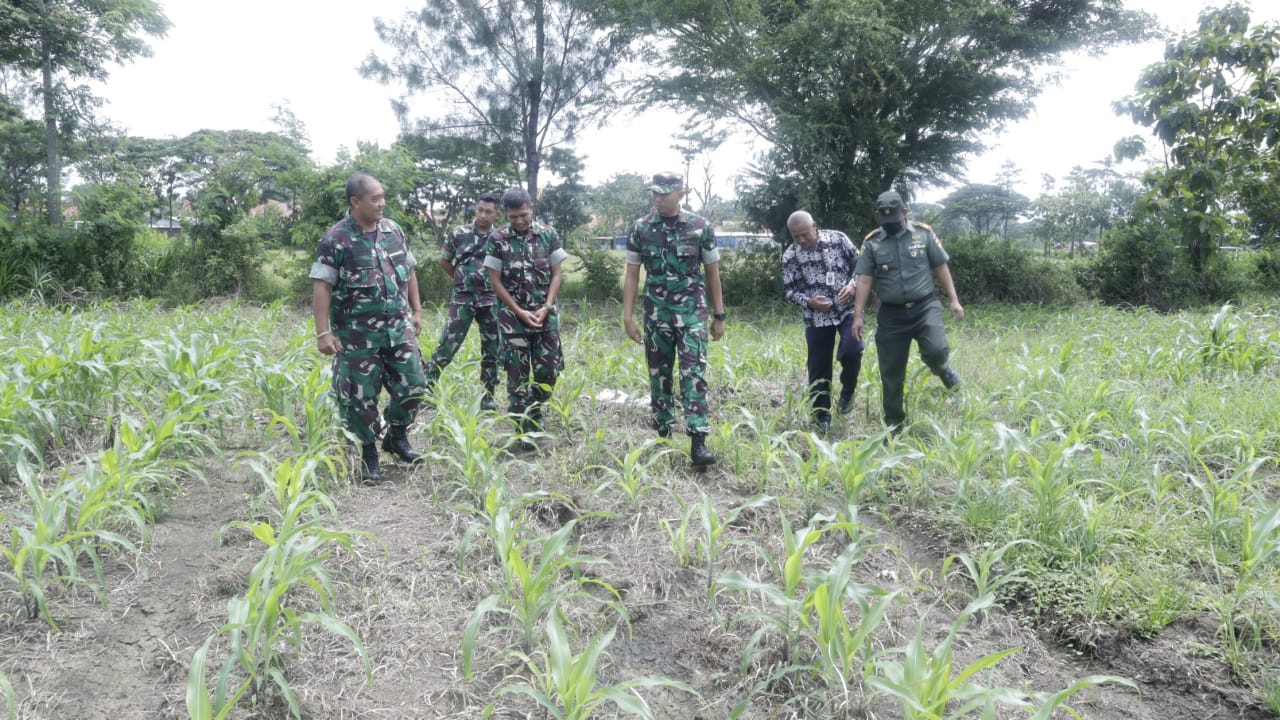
1, 408, 1270, 719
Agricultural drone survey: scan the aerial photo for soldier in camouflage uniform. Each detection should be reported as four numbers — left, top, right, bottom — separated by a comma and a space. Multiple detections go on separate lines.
622, 172, 726, 467
310, 172, 428, 483
425, 192, 503, 410
483, 187, 566, 449
852, 190, 965, 431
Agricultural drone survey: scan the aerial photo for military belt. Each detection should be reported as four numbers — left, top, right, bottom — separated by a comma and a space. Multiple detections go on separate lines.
880, 294, 934, 310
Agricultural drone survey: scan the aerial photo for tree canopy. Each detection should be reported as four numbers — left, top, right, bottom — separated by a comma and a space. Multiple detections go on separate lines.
362, 0, 631, 200
615, 0, 1154, 233
1116, 2, 1280, 270
1, 0, 170, 224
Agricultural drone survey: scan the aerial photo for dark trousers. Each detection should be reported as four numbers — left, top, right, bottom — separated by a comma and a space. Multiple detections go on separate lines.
875, 296, 950, 427
805, 315, 863, 421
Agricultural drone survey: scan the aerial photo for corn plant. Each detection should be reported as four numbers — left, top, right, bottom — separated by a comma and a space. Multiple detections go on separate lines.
941, 538, 1038, 608
721, 512, 843, 668
867, 595, 1023, 719
462, 517, 622, 679
802, 547, 900, 710
1211, 494, 1280, 678
0, 462, 133, 626
188, 491, 372, 719
429, 404, 511, 506
587, 440, 674, 514
697, 493, 773, 596
494, 613, 696, 720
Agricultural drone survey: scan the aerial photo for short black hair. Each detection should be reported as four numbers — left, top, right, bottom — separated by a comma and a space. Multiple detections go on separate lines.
477, 191, 500, 207
345, 172, 378, 204
501, 187, 533, 210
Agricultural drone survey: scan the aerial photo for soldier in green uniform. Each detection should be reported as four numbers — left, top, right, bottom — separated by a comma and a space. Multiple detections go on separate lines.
622, 172, 726, 468
851, 190, 965, 431
310, 172, 428, 483
484, 187, 566, 450
425, 192, 503, 410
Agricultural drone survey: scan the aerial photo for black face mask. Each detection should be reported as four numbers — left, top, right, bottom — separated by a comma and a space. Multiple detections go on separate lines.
881, 221, 904, 236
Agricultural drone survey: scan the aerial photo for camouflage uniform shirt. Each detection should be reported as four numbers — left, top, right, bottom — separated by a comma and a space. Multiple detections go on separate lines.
782, 229, 859, 327
442, 223, 496, 306
482, 221, 568, 335
626, 210, 720, 318
308, 216, 418, 348
855, 221, 949, 305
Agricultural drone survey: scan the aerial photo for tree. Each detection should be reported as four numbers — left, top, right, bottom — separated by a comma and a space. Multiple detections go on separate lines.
587, 173, 650, 237
0, 98, 46, 218
939, 184, 1029, 238
395, 134, 519, 244
1, 0, 170, 225
1116, 3, 1280, 273
362, 0, 631, 200
616, 0, 1154, 233
672, 120, 728, 215
537, 147, 590, 237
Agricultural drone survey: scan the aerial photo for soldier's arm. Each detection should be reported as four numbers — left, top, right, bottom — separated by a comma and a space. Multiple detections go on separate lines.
933, 263, 965, 321
851, 274, 874, 342
622, 263, 642, 343
311, 279, 341, 355
407, 271, 424, 334
705, 261, 725, 341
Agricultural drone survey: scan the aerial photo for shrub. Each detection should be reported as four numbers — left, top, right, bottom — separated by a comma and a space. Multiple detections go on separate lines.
719, 246, 785, 309
567, 245, 623, 302
944, 234, 1081, 305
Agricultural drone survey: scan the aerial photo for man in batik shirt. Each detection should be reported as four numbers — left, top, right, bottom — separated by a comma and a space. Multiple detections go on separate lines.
782, 210, 864, 435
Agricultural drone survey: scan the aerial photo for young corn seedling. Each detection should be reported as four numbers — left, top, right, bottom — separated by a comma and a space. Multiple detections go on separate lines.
697, 493, 774, 599
429, 405, 511, 507
587, 440, 674, 514
802, 546, 900, 711
867, 595, 1023, 720
941, 538, 1038, 609
494, 612, 697, 720
0, 669, 13, 720
463, 518, 622, 679
190, 493, 372, 719
721, 512, 846, 669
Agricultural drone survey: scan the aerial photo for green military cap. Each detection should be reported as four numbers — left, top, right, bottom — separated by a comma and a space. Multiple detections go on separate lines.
649, 172, 684, 194
876, 190, 906, 224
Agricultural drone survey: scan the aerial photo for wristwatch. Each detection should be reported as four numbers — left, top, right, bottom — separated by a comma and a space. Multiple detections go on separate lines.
713, 312, 727, 321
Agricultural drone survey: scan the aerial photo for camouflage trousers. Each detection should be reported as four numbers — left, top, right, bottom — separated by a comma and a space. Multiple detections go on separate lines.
331, 341, 428, 444
502, 330, 562, 417
425, 300, 501, 394
644, 316, 709, 435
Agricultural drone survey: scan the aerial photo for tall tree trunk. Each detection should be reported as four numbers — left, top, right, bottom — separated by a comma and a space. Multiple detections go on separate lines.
524, 0, 545, 201
38, 0, 61, 226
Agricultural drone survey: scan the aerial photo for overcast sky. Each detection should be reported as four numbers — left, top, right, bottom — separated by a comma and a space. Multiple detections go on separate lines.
94, 1, 1280, 205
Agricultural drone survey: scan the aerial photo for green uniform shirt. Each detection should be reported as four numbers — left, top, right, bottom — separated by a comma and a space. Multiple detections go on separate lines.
442, 223, 496, 306
482, 221, 568, 336
309, 216, 417, 349
625, 210, 720, 316
855, 221, 949, 305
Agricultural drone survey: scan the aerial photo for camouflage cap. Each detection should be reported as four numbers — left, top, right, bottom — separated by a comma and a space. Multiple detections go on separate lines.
876, 190, 906, 225
649, 172, 684, 194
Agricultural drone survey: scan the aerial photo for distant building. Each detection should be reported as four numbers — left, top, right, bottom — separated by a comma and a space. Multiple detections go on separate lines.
149, 217, 183, 237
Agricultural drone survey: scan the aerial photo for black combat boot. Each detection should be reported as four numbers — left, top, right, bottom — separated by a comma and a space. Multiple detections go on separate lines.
690, 433, 716, 468
359, 443, 382, 484
382, 424, 423, 463
480, 392, 498, 412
